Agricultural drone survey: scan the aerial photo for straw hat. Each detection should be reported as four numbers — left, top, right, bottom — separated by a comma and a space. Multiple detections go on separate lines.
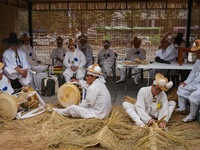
0, 93, 18, 120
132, 36, 142, 44
85, 63, 104, 75
103, 40, 110, 46
155, 73, 173, 91
0, 62, 4, 70
173, 33, 185, 44
191, 39, 200, 51
68, 38, 76, 45
78, 35, 87, 41
20, 33, 31, 41
56, 36, 63, 43
163, 32, 173, 43
1, 32, 23, 46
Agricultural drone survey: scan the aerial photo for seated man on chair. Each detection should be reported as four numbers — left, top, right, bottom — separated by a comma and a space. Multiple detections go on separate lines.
122, 73, 175, 128
53, 63, 112, 119
2, 32, 31, 86
149, 32, 176, 79
20, 33, 43, 66
50, 36, 68, 66
78, 35, 93, 68
63, 39, 86, 82
116, 36, 146, 85
98, 40, 115, 79
176, 39, 200, 123
20, 33, 46, 91
0, 62, 14, 94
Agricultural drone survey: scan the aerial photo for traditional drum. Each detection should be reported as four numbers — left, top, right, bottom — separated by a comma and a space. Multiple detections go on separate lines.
0, 86, 39, 120
47, 66, 63, 75
20, 86, 39, 109
57, 82, 84, 108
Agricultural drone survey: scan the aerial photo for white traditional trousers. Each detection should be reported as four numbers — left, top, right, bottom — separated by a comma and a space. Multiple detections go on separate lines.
4, 67, 32, 86
122, 101, 176, 125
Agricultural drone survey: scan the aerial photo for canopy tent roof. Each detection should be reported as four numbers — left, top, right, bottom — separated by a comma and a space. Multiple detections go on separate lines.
0, 0, 198, 10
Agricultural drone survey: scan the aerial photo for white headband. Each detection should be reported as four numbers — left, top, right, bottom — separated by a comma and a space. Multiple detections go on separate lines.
79, 37, 87, 41
153, 80, 157, 85
103, 42, 110, 46
87, 71, 106, 83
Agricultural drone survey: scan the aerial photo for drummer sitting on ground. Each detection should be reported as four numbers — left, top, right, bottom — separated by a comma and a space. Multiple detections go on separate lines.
0, 62, 14, 94
52, 63, 112, 119
122, 73, 175, 128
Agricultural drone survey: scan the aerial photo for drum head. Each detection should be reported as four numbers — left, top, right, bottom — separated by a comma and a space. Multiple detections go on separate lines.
20, 86, 39, 109
0, 93, 18, 120
57, 83, 80, 108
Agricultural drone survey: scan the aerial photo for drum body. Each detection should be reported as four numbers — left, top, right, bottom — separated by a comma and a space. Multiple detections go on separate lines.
57, 83, 82, 108
0, 93, 18, 120
20, 86, 39, 109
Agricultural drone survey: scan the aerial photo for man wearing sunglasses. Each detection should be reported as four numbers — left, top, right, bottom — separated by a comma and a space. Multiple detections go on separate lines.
122, 73, 175, 129
53, 63, 112, 119
149, 32, 176, 79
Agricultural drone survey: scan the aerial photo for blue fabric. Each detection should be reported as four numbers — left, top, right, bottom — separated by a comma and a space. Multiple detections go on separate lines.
2, 86, 7, 91
74, 58, 78, 61
136, 51, 140, 55
84, 93, 86, 99
29, 53, 32, 57
107, 54, 110, 57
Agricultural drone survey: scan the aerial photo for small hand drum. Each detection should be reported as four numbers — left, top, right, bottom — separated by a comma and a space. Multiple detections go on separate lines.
57, 83, 82, 108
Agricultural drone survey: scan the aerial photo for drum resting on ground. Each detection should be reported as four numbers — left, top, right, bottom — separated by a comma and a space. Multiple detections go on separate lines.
0, 86, 39, 120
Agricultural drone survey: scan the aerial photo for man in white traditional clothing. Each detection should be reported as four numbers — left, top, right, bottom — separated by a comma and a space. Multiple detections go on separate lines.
2, 32, 32, 86
63, 39, 86, 82
98, 40, 115, 79
78, 35, 93, 68
176, 39, 200, 123
50, 36, 68, 66
20, 33, 47, 91
149, 32, 176, 79
20, 33, 43, 66
0, 62, 14, 94
53, 63, 112, 119
122, 73, 175, 128
116, 37, 146, 85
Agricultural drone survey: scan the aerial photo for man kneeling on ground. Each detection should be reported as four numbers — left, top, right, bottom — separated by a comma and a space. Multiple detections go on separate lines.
122, 73, 176, 128
53, 63, 112, 119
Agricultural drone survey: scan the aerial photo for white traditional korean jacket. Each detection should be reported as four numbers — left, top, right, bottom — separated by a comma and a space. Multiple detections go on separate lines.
78, 44, 93, 68
135, 86, 169, 124
126, 47, 146, 61
0, 75, 14, 95
63, 48, 86, 79
177, 59, 200, 105
20, 44, 39, 66
50, 47, 68, 66
98, 48, 115, 67
155, 45, 176, 62
3, 48, 31, 86
3, 48, 30, 70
